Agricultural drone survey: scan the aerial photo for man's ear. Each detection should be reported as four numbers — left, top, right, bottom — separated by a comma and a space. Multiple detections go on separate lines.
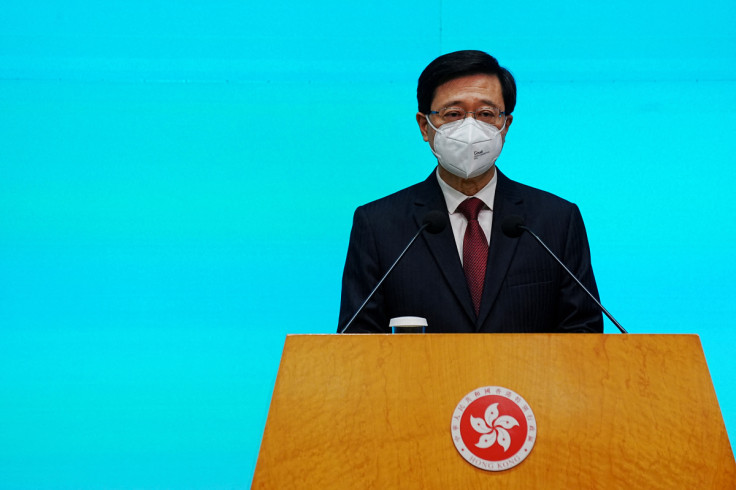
502, 114, 513, 137
416, 112, 430, 142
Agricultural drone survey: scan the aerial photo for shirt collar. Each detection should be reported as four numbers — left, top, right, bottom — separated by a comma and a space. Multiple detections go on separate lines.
435, 167, 498, 214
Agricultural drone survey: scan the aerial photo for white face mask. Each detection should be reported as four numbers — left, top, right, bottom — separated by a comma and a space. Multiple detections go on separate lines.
426, 115, 505, 179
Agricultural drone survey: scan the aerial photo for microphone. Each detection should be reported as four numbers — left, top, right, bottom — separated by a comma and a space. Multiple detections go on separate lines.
339, 210, 449, 334
501, 215, 628, 334
422, 209, 448, 234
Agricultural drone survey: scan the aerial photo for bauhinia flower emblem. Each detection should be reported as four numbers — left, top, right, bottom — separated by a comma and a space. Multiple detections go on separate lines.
470, 403, 520, 451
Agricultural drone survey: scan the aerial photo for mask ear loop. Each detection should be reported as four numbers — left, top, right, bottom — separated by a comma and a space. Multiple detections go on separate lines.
425, 114, 441, 133
424, 114, 447, 166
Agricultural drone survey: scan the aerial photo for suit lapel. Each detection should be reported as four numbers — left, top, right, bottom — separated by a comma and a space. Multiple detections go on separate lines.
476, 170, 524, 330
412, 173, 477, 324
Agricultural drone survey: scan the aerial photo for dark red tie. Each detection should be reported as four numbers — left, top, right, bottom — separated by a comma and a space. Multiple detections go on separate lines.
457, 197, 488, 316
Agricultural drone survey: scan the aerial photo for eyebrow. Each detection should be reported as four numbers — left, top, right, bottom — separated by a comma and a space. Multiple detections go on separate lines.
436, 99, 501, 109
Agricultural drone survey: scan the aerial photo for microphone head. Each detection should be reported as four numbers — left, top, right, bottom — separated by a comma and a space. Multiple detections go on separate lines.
422, 210, 449, 234
501, 215, 526, 238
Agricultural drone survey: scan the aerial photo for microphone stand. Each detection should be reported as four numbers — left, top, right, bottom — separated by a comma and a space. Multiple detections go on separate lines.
520, 225, 628, 334
339, 222, 431, 334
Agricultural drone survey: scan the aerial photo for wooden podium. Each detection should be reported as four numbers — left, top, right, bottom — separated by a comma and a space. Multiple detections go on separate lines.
253, 334, 735, 489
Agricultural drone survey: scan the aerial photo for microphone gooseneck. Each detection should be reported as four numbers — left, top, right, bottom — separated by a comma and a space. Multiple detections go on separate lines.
339, 210, 448, 334
501, 215, 628, 334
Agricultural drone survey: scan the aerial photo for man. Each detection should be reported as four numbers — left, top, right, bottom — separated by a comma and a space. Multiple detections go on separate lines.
338, 50, 603, 333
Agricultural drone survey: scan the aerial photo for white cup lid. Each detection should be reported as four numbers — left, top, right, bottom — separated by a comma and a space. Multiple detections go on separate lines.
389, 316, 428, 327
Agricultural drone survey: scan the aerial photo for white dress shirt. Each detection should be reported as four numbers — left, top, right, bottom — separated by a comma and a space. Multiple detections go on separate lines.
435, 167, 497, 265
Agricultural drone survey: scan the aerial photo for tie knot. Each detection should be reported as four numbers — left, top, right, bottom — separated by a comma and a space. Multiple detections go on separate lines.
457, 197, 485, 221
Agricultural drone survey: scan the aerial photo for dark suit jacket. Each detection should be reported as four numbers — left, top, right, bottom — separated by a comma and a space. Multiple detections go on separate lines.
338, 168, 604, 333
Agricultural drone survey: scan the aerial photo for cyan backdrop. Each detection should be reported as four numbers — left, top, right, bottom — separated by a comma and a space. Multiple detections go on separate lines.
1, 1, 734, 488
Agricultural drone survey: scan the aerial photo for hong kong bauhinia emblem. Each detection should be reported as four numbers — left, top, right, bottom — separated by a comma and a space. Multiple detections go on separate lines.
451, 386, 537, 471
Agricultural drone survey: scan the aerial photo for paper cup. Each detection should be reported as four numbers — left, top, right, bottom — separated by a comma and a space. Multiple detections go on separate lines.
389, 316, 427, 334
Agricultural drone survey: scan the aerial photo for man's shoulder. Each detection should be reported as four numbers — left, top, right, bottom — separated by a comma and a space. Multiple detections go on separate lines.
356, 174, 438, 215
498, 171, 577, 211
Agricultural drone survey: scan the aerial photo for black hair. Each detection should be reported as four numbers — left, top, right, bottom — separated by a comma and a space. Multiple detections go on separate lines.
417, 50, 516, 115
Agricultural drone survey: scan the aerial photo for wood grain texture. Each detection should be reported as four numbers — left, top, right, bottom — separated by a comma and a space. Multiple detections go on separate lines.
253, 334, 735, 489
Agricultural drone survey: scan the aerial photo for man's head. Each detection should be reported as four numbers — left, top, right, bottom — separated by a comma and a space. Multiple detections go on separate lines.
415, 51, 516, 194
417, 50, 516, 116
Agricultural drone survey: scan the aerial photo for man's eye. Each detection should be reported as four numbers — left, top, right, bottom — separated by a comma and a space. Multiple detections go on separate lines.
444, 111, 463, 119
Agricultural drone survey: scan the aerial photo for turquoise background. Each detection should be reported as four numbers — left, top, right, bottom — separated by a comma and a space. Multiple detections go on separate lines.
1, 1, 734, 487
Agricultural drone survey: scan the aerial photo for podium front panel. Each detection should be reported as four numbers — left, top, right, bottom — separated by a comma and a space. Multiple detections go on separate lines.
253, 334, 735, 489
